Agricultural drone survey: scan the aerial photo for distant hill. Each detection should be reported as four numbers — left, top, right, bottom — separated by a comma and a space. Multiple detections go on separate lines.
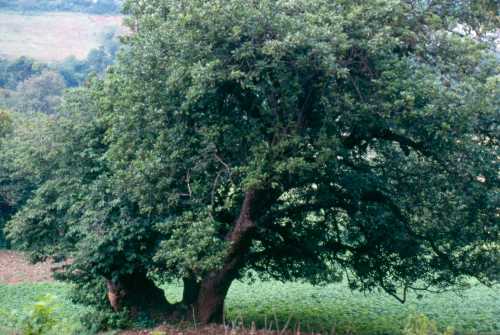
0, 11, 125, 62
0, 0, 122, 14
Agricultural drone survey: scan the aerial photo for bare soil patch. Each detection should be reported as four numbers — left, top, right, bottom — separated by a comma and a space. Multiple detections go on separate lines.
0, 250, 56, 284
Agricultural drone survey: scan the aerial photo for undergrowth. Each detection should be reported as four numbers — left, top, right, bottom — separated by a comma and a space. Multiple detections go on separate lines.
1, 281, 498, 334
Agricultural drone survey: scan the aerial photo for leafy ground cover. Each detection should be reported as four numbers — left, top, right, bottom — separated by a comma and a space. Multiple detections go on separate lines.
166, 281, 500, 335
0, 283, 91, 334
0, 11, 124, 61
0, 280, 498, 335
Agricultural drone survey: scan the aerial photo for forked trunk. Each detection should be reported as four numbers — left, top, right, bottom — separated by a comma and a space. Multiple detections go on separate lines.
106, 189, 273, 324
106, 270, 171, 317
193, 189, 272, 323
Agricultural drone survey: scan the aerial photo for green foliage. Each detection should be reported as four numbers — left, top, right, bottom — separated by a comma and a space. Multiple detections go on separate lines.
57, 29, 121, 87
403, 314, 454, 335
2, 281, 499, 335
0, 285, 91, 335
0, 113, 61, 252
18, 294, 59, 335
79, 309, 131, 333
0, 110, 34, 248
0, 108, 12, 139
4, 0, 499, 321
0, 30, 120, 114
13, 70, 65, 115
0, 57, 45, 90
223, 281, 500, 334
114, 0, 499, 290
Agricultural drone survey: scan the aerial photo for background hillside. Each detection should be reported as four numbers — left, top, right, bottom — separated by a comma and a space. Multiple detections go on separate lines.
0, 1, 124, 122
0, 0, 122, 14
0, 12, 123, 61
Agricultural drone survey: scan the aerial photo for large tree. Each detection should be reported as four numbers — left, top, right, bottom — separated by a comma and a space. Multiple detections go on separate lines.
6, 0, 499, 325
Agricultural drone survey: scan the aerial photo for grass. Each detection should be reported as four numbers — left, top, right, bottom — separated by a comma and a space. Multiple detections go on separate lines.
0, 11, 124, 61
0, 282, 92, 334
166, 280, 500, 334
1, 281, 498, 335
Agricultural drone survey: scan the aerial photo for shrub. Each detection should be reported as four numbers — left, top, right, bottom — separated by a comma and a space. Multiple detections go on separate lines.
404, 313, 454, 335
11, 294, 84, 335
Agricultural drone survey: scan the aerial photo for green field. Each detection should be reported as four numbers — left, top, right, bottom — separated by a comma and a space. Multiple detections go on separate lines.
0, 11, 124, 61
1, 281, 499, 335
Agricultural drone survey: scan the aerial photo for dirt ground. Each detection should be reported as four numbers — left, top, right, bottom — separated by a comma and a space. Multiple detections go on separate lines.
0, 250, 56, 284
117, 324, 318, 335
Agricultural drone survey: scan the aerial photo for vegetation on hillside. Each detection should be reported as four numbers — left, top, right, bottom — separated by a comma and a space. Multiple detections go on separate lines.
0, 29, 120, 113
0, 0, 122, 14
0, 12, 124, 61
0, 31, 120, 247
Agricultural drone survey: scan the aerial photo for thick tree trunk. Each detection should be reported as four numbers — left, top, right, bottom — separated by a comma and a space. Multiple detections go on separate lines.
195, 268, 235, 323
106, 271, 171, 317
194, 189, 269, 324
105, 189, 273, 324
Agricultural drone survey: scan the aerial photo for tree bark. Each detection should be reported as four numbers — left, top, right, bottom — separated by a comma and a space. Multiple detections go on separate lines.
182, 275, 201, 306
194, 189, 268, 324
106, 271, 171, 317
104, 189, 274, 323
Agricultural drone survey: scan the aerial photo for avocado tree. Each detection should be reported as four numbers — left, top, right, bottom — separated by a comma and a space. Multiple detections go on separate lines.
6, 0, 499, 325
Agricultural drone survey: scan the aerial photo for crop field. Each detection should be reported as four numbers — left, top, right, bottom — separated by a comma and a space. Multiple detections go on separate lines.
0, 11, 124, 61
1, 280, 499, 335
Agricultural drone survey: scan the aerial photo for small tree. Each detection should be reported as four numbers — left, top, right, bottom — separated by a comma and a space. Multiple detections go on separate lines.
14, 70, 66, 115
0, 110, 40, 248
7, 0, 499, 325
0, 109, 13, 247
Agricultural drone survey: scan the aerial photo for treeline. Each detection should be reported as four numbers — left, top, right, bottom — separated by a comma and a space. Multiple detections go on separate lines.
0, 29, 118, 246
0, 30, 119, 116
0, 0, 122, 14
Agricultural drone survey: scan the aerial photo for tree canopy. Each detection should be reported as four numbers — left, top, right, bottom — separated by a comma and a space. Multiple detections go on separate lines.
4, 0, 499, 326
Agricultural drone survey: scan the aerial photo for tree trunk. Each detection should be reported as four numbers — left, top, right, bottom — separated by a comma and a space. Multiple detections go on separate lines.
106, 271, 171, 317
182, 276, 201, 306
195, 267, 236, 323
105, 189, 274, 324
194, 189, 270, 324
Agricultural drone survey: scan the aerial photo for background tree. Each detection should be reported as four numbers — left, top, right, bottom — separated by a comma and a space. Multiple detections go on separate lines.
13, 70, 66, 115
6, 0, 499, 326
0, 57, 45, 90
0, 109, 13, 247
0, 110, 39, 248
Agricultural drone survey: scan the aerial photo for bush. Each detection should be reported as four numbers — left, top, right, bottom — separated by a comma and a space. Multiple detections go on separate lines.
0, 294, 86, 335
18, 295, 58, 335
79, 309, 131, 333
404, 314, 454, 335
